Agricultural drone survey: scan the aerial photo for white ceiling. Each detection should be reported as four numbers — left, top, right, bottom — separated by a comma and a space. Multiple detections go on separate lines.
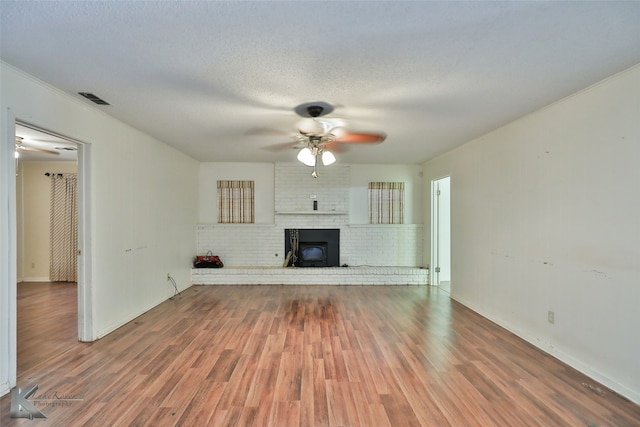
15, 124, 78, 162
2, 1, 639, 165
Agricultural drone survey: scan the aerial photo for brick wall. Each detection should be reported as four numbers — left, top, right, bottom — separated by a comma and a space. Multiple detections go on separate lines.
196, 163, 423, 267
275, 163, 350, 214
192, 266, 428, 285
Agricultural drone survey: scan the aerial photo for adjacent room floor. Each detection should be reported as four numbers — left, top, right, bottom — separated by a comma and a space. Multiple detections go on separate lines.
1, 283, 639, 426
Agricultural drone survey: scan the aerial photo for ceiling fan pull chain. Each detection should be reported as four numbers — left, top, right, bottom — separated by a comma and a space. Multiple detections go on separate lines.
311, 155, 319, 178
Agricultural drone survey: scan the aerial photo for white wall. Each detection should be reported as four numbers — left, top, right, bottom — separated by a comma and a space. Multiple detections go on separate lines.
1, 63, 199, 397
422, 64, 640, 403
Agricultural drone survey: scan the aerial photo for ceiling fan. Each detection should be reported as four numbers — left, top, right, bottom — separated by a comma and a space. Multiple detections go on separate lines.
15, 136, 60, 157
259, 101, 386, 177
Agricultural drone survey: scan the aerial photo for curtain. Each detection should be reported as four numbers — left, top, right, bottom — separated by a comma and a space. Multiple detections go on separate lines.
217, 180, 255, 223
49, 173, 78, 282
368, 181, 405, 224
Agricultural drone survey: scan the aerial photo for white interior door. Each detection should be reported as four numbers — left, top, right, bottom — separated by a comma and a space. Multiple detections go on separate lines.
431, 176, 451, 292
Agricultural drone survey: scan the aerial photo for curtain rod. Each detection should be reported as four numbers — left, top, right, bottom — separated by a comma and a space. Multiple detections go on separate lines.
44, 173, 64, 177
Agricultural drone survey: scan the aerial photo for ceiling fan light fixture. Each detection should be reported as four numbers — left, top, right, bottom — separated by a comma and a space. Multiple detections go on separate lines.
297, 147, 316, 166
321, 150, 336, 166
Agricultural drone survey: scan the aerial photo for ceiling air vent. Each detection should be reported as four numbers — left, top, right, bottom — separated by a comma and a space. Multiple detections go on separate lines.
78, 92, 110, 105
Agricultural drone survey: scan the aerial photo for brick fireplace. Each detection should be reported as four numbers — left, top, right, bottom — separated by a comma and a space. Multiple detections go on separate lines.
193, 163, 426, 285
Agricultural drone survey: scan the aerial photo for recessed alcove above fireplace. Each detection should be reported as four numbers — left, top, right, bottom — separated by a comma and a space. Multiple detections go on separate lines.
285, 229, 340, 267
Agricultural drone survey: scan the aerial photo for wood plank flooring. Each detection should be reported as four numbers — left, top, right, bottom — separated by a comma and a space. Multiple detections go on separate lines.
1, 283, 639, 426
15, 282, 78, 373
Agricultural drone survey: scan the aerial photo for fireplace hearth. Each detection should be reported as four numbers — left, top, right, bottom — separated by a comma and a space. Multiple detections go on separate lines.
285, 229, 340, 267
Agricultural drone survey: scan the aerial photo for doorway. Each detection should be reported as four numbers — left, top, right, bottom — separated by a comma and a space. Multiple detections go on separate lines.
16, 124, 78, 283
431, 176, 451, 293
11, 119, 93, 377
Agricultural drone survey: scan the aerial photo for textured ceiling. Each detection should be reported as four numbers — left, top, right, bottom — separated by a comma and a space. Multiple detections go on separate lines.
2, 1, 639, 164
14, 124, 78, 162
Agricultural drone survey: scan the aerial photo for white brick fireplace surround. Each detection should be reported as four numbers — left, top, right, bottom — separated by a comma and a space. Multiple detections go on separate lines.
193, 163, 427, 286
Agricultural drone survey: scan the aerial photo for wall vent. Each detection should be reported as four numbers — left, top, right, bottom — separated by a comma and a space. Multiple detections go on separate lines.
78, 92, 110, 105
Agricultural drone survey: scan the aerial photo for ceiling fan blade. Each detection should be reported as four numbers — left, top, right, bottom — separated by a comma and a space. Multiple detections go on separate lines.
333, 131, 386, 144
18, 145, 60, 155
261, 141, 305, 152
297, 118, 330, 136
323, 141, 348, 153
245, 127, 295, 137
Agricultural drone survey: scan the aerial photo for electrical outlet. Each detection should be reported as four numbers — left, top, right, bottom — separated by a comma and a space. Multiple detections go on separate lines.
310, 194, 317, 199
548, 310, 555, 324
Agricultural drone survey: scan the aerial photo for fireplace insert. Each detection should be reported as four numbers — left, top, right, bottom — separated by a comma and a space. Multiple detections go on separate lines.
285, 229, 339, 267
299, 242, 327, 267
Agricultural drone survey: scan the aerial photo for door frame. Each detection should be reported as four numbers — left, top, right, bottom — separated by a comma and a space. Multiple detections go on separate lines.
15, 119, 94, 341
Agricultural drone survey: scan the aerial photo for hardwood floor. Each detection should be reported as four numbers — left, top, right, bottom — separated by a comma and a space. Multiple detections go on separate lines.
15, 282, 78, 373
1, 284, 639, 426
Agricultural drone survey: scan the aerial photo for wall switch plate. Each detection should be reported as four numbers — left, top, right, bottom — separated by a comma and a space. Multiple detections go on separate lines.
548, 310, 555, 324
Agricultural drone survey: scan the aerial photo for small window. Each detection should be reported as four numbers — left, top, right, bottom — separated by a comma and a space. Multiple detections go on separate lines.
217, 180, 254, 223
368, 182, 404, 224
